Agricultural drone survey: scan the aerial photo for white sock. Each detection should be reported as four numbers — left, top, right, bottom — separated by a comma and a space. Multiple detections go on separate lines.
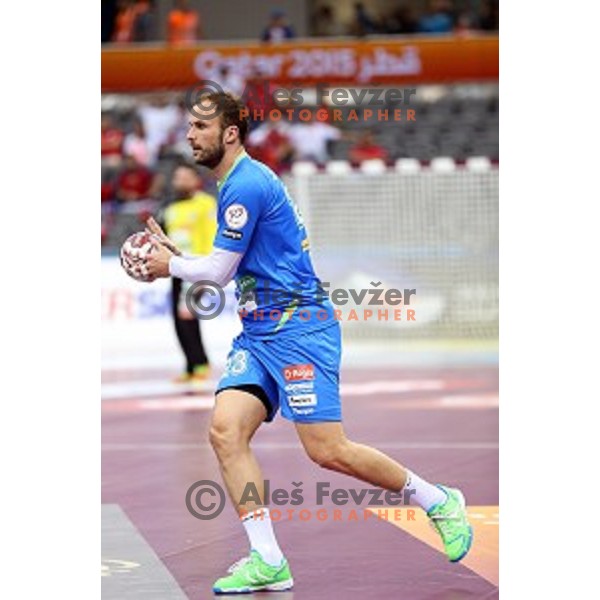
241, 508, 284, 567
403, 471, 447, 512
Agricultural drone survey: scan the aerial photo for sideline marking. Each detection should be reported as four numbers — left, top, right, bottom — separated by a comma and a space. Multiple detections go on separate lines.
368, 505, 499, 586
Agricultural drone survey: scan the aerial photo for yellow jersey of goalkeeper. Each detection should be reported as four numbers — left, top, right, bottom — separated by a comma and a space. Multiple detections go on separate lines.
164, 192, 217, 256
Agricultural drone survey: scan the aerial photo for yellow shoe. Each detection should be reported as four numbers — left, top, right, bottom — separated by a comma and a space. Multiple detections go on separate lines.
173, 372, 192, 384
190, 365, 211, 381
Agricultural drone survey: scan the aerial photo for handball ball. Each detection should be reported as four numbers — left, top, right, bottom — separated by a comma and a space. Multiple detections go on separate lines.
120, 231, 156, 282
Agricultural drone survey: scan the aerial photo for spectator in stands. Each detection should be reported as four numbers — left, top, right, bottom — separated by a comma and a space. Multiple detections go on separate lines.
350, 3, 378, 36
137, 94, 181, 164
261, 9, 295, 43
101, 180, 114, 203
385, 4, 419, 34
287, 110, 342, 164
112, 0, 137, 43
454, 11, 474, 35
123, 119, 151, 167
313, 5, 347, 37
101, 113, 125, 168
349, 131, 389, 165
168, 0, 202, 45
478, 0, 499, 31
164, 97, 195, 160
215, 64, 246, 97
102, 0, 118, 43
247, 122, 294, 174
243, 67, 279, 130
131, 0, 156, 42
115, 155, 158, 202
418, 0, 455, 34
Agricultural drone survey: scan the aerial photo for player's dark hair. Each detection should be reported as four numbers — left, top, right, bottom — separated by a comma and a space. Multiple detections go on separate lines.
204, 92, 249, 144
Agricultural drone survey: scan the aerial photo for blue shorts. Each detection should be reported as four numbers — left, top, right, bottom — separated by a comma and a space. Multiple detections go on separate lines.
216, 323, 342, 423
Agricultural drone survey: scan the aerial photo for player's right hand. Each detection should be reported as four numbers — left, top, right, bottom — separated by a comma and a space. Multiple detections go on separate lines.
145, 238, 174, 280
146, 216, 182, 256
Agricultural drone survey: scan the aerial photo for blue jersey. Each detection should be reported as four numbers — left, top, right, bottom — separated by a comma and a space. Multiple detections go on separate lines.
213, 151, 335, 338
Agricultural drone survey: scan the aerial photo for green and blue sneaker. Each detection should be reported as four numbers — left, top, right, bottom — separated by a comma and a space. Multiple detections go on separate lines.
427, 485, 474, 562
213, 550, 293, 594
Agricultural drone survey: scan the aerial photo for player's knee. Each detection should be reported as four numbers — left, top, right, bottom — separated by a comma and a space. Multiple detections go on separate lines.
209, 420, 246, 459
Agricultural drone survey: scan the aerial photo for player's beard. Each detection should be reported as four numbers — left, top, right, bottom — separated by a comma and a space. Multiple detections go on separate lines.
194, 137, 226, 169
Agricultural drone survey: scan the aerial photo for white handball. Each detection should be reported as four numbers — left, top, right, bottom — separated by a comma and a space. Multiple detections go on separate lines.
120, 231, 156, 282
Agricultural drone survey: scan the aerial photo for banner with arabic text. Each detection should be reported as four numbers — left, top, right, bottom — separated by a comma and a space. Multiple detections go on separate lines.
102, 36, 498, 93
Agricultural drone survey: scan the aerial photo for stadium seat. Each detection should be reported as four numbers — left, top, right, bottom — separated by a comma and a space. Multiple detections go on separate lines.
395, 158, 421, 173
291, 161, 318, 176
430, 157, 456, 172
359, 159, 387, 174
325, 160, 352, 175
465, 157, 493, 171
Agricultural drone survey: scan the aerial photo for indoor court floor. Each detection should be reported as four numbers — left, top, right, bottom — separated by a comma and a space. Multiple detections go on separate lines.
102, 356, 499, 599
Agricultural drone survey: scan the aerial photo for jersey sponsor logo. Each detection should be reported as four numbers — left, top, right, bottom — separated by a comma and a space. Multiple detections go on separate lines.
238, 295, 258, 313
287, 393, 318, 407
292, 407, 315, 415
238, 275, 257, 293
283, 363, 315, 381
222, 228, 243, 240
284, 381, 314, 393
225, 204, 248, 229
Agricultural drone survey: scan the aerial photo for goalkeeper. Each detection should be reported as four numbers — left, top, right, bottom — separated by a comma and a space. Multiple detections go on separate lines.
145, 92, 473, 595
162, 163, 217, 382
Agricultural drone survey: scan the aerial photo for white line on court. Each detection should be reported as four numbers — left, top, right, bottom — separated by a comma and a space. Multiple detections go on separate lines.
101, 380, 214, 400
101, 379, 445, 401
102, 441, 498, 451
343, 380, 444, 394
440, 394, 499, 407
139, 397, 214, 410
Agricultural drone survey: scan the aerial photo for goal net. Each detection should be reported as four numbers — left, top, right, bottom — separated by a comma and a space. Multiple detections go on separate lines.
284, 167, 498, 341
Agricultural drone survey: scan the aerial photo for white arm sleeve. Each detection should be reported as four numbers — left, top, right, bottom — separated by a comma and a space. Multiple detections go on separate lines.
169, 247, 242, 287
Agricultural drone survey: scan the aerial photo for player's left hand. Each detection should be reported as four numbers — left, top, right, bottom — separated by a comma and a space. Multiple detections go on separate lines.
145, 239, 173, 280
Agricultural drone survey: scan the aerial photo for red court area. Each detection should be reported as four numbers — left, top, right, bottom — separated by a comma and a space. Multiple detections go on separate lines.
102, 364, 499, 599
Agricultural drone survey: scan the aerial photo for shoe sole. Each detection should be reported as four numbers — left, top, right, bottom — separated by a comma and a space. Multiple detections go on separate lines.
448, 488, 474, 563
213, 578, 294, 594
450, 524, 474, 563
